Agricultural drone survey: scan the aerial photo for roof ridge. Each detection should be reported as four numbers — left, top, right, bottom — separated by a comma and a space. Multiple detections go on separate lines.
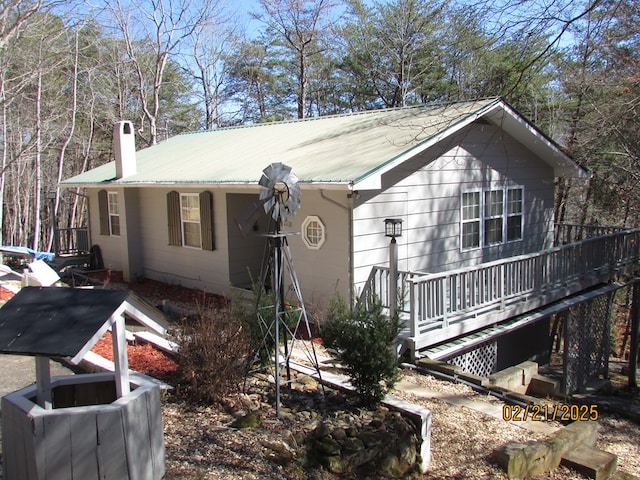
177, 97, 502, 137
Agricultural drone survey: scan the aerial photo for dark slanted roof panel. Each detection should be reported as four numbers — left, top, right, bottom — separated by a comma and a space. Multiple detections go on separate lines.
0, 287, 130, 358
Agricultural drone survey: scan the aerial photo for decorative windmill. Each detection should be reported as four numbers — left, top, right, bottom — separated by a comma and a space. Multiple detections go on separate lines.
237, 162, 322, 418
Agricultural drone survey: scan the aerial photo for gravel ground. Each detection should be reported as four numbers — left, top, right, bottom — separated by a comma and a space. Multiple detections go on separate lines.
1, 277, 638, 479
160, 363, 640, 479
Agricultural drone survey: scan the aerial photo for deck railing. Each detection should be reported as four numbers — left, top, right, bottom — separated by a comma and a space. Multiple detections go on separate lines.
53, 227, 90, 255
362, 225, 640, 349
554, 222, 633, 245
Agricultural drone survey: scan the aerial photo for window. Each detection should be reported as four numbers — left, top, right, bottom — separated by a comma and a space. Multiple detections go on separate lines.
461, 186, 523, 250
461, 191, 480, 249
108, 192, 121, 236
98, 189, 120, 236
301, 216, 325, 250
180, 194, 201, 248
167, 191, 215, 251
484, 190, 503, 245
506, 188, 523, 241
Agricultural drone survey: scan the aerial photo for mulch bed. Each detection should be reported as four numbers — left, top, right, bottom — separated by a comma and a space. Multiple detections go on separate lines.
86, 270, 227, 308
91, 333, 179, 383
0, 286, 15, 300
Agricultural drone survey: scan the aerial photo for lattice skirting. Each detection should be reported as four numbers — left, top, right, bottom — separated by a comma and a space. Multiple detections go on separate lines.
563, 290, 614, 395
448, 340, 498, 377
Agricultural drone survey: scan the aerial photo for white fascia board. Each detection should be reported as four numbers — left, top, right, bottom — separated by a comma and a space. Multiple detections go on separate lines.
484, 102, 588, 179
70, 302, 128, 365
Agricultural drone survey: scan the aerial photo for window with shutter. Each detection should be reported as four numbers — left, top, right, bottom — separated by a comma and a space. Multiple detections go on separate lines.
167, 191, 215, 250
98, 190, 109, 236
200, 191, 215, 251
167, 191, 182, 246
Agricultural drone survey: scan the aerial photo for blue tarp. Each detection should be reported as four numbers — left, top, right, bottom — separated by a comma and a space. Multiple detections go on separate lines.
0, 246, 55, 262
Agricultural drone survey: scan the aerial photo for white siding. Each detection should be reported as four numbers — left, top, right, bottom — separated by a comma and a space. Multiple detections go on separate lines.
352, 123, 555, 292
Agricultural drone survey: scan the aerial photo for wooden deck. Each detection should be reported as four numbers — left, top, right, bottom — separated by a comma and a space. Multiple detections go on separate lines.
361, 224, 640, 357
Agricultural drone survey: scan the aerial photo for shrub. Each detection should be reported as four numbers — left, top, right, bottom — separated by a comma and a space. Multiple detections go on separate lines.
174, 301, 252, 404
322, 295, 402, 407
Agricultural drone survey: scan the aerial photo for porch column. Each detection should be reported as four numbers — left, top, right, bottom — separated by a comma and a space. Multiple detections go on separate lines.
390, 237, 398, 319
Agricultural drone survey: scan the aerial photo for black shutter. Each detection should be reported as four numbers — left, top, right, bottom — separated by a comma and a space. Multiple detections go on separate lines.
200, 191, 215, 251
167, 191, 182, 246
98, 190, 109, 235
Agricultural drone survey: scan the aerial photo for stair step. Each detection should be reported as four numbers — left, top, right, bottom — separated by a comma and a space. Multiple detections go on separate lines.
561, 444, 617, 480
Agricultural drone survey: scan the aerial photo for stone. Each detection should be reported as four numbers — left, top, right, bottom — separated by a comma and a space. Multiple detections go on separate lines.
527, 374, 560, 397
332, 427, 347, 441
358, 430, 384, 448
262, 440, 295, 465
322, 455, 348, 474
345, 426, 358, 437
314, 435, 342, 456
345, 445, 380, 470
341, 437, 365, 453
494, 420, 600, 479
561, 444, 617, 480
230, 413, 260, 429
314, 421, 331, 438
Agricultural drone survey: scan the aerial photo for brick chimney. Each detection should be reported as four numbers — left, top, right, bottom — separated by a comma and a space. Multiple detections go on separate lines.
114, 121, 136, 179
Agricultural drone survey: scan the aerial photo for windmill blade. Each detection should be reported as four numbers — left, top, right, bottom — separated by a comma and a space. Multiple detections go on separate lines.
259, 172, 274, 189
259, 186, 274, 201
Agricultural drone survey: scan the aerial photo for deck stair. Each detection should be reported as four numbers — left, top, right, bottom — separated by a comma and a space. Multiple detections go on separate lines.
420, 282, 625, 361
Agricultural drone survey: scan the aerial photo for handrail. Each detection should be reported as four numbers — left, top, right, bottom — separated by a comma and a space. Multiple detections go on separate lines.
363, 227, 640, 342
554, 222, 634, 245
54, 227, 90, 255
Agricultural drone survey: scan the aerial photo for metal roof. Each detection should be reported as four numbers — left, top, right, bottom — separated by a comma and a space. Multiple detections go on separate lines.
62, 98, 586, 188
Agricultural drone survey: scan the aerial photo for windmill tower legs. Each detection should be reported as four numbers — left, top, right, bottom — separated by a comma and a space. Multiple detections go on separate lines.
253, 233, 323, 418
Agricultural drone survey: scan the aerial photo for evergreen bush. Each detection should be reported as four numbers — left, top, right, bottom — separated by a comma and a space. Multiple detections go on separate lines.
322, 295, 402, 407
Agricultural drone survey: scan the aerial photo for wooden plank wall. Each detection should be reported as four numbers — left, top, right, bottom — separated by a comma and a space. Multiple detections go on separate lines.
2, 380, 165, 480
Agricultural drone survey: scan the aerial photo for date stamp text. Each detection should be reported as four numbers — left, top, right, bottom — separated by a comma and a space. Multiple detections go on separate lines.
502, 403, 598, 422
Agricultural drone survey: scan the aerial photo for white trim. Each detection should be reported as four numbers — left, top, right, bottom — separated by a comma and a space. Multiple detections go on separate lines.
301, 215, 326, 250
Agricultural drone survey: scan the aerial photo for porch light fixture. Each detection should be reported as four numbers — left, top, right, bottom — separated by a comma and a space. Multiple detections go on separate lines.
384, 218, 403, 320
385, 218, 403, 238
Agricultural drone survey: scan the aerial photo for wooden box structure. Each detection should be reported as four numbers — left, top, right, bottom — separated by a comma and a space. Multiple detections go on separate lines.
0, 287, 167, 480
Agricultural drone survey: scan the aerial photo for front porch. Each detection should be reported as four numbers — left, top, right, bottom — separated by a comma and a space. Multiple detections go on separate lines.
361, 224, 640, 358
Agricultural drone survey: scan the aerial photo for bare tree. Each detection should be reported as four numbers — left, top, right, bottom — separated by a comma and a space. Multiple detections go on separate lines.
188, 14, 239, 129
105, 0, 216, 145
0, 0, 42, 50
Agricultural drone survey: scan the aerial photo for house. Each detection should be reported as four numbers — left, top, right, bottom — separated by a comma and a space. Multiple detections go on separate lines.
62, 97, 640, 390
63, 98, 600, 354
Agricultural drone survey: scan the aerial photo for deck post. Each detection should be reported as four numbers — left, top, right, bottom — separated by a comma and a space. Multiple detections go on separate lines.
389, 237, 398, 319
35, 356, 52, 409
112, 313, 131, 398
409, 279, 416, 338
629, 281, 640, 389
